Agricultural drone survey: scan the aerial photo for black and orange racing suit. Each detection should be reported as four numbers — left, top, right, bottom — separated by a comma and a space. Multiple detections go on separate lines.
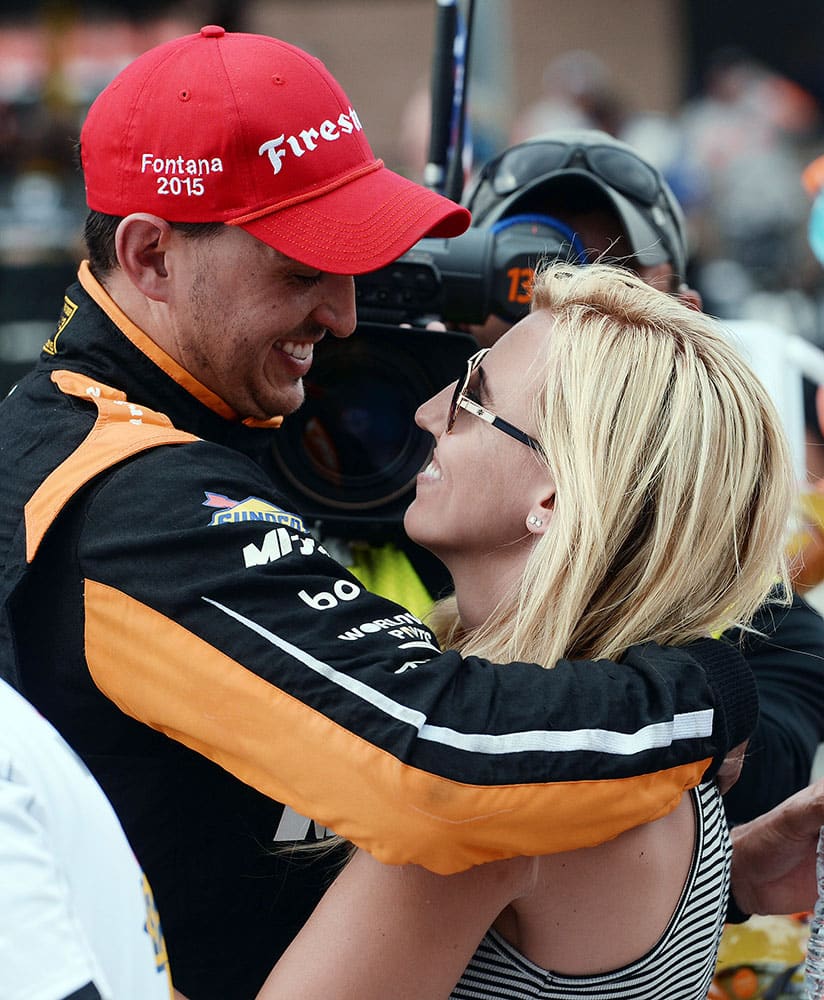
0, 263, 758, 999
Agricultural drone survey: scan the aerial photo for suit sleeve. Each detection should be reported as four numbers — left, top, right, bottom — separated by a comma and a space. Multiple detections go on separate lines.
76, 443, 757, 874
723, 591, 824, 825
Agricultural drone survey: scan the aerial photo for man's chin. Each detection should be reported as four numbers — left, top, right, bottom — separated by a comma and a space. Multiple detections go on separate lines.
262, 379, 305, 419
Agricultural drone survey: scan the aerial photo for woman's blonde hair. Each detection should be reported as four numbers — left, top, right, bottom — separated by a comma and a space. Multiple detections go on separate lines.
431, 262, 795, 666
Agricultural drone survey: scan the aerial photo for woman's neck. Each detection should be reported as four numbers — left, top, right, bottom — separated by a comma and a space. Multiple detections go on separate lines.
446, 552, 527, 631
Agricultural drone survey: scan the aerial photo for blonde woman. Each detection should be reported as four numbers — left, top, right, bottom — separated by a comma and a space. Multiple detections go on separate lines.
258, 263, 795, 1000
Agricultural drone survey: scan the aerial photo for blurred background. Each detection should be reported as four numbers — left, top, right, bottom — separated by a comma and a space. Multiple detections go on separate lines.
3, 0, 824, 385
5, 7, 824, 991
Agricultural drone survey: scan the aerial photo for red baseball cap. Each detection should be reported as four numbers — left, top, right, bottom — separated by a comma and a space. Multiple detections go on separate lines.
80, 25, 470, 274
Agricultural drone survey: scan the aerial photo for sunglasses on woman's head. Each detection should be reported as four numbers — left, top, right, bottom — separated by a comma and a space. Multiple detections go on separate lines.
447, 349, 543, 453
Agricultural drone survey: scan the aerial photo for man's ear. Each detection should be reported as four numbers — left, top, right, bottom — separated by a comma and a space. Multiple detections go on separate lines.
676, 283, 703, 312
115, 214, 173, 302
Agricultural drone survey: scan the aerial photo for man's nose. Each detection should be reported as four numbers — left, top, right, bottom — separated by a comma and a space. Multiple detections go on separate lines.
314, 274, 357, 339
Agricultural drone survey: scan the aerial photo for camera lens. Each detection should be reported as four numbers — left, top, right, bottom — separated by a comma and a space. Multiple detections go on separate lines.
271, 325, 472, 516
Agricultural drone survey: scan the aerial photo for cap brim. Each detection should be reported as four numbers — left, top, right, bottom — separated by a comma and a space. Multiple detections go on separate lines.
236, 163, 470, 275
484, 170, 672, 268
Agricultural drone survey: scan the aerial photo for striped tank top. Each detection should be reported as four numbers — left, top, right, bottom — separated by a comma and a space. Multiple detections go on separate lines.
451, 782, 730, 1000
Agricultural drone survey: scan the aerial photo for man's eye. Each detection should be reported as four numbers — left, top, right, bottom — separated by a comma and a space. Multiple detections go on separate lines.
293, 272, 323, 288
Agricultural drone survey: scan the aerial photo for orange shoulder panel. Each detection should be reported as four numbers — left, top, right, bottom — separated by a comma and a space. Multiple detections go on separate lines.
24, 370, 199, 563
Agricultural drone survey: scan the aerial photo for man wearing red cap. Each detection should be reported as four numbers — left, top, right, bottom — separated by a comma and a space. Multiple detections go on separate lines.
0, 27, 785, 999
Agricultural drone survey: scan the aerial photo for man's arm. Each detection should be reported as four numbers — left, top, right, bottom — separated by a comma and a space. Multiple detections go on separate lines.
730, 776, 824, 917
0, 776, 116, 1000
723, 592, 824, 824
74, 445, 757, 872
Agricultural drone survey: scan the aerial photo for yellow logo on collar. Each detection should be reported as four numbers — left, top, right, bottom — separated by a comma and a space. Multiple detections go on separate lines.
43, 295, 78, 355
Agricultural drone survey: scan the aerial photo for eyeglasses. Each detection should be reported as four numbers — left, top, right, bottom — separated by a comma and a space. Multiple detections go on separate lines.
471, 139, 665, 209
447, 349, 543, 452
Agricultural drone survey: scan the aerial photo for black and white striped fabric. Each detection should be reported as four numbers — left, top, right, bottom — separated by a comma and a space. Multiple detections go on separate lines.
451, 782, 730, 999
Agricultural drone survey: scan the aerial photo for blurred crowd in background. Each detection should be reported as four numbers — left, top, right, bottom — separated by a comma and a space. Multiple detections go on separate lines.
398, 40, 824, 342
510, 45, 824, 336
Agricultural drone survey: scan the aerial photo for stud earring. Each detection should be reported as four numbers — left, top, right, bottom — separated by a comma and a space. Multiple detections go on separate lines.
528, 515, 543, 528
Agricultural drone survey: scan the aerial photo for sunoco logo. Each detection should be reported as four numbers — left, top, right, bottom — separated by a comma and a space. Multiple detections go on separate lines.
203, 492, 305, 529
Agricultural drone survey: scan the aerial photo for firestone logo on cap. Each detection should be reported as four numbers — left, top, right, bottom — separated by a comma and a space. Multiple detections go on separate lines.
258, 107, 363, 176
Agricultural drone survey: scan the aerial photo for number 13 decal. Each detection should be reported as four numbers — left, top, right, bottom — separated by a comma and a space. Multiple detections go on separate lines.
506, 266, 534, 304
